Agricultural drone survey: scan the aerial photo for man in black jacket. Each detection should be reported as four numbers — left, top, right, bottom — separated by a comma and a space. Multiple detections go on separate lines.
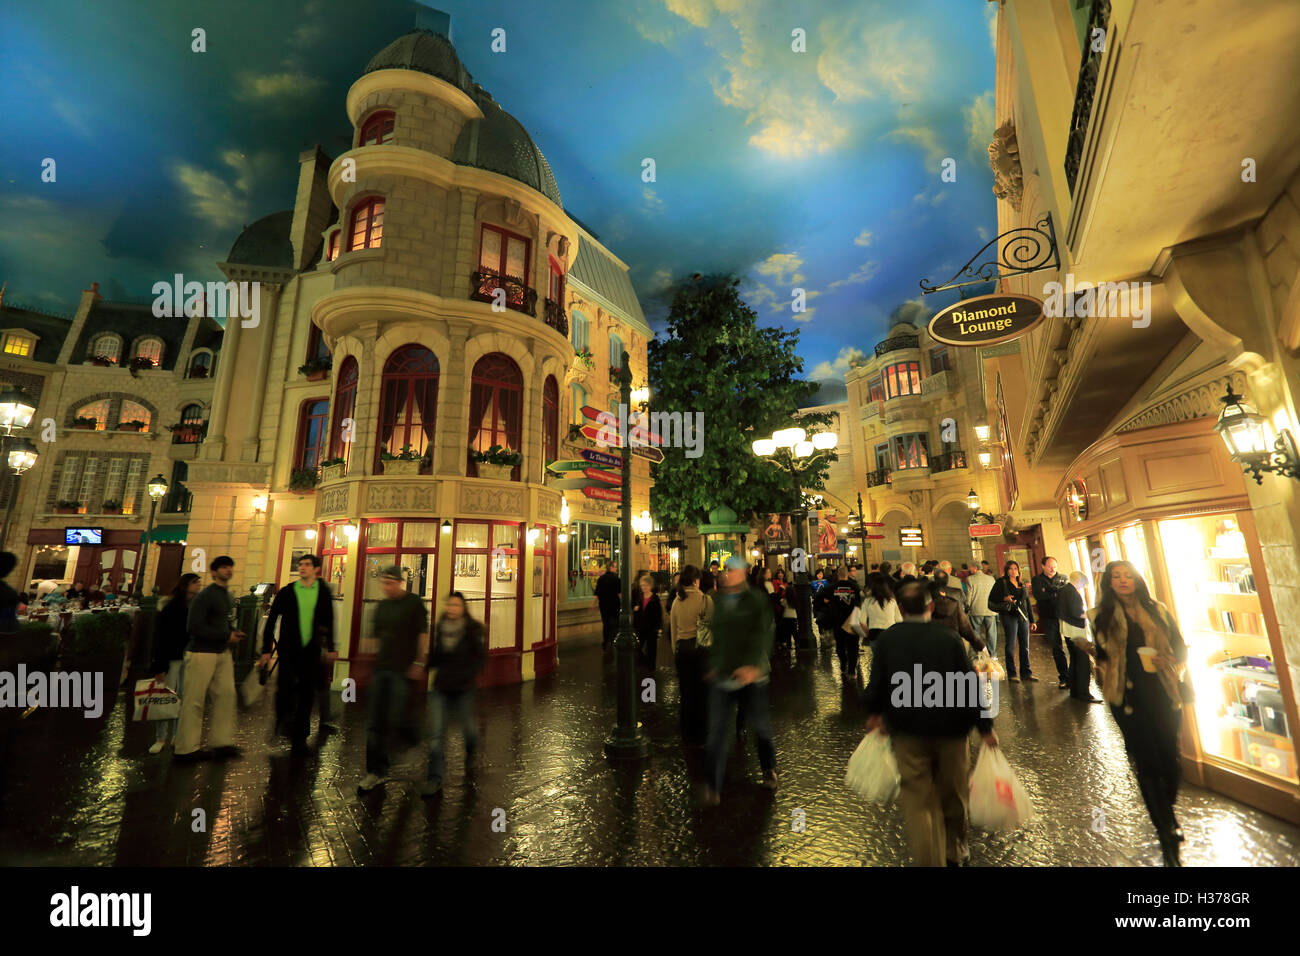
1059, 571, 1101, 702
593, 562, 621, 650
820, 567, 861, 679
260, 554, 337, 755
863, 582, 998, 866
1031, 556, 1071, 689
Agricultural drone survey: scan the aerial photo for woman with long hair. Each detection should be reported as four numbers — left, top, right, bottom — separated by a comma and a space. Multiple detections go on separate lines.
422, 591, 486, 796
669, 565, 711, 745
1088, 561, 1192, 865
633, 573, 664, 669
149, 572, 202, 754
989, 559, 1035, 682
861, 572, 900, 644
771, 568, 798, 651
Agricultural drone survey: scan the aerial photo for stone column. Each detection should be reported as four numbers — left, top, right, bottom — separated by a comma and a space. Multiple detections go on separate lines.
203, 288, 245, 462
437, 322, 471, 476
241, 283, 283, 462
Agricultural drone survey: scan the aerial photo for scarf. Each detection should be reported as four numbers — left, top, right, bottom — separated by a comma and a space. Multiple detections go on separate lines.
439, 615, 466, 653
1087, 599, 1186, 710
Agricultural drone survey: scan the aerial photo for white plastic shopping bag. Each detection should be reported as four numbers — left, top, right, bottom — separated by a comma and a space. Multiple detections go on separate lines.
968, 743, 1033, 832
132, 678, 180, 722
845, 729, 900, 804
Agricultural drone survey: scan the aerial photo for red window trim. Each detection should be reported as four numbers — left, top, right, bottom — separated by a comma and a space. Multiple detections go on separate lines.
330, 356, 359, 467
294, 396, 330, 471
542, 375, 559, 467
478, 223, 531, 284
375, 345, 439, 474
358, 110, 395, 147
348, 196, 385, 252
325, 230, 340, 262
467, 352, 523, 480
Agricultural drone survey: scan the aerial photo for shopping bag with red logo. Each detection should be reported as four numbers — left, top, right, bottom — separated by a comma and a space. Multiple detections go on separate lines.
968, 743, 1033, 832
132, 678, 180, 722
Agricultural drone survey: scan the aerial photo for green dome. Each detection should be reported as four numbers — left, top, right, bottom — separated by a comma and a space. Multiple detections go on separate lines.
363, 29, 475, 97
226, 211, 294, 269
708, 506, 738, 525
453, 88, 563, 207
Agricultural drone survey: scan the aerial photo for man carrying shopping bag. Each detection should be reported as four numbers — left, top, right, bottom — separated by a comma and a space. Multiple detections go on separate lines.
862, 581, 998, 867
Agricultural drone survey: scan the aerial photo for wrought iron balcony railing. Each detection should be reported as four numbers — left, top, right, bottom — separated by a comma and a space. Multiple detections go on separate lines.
1065, 0, 1112, 195
930, 450, 968, 473
866, 466, 892, 488
543, 297, 569, 336
874, 334, 919, 358
470, 270, 537, 317
170, 422, 207, 445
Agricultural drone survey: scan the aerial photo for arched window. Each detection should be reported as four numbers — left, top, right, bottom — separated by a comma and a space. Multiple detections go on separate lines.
570, 383, 587, 426
134, 337, 164, 367
468, 352, 523, 479
325, 230, 340, 262
359, 110, 395, 147
305, 322, 330, 364
330, 356, 358, 469
119, 400, 151, 431
75, 399, 110, 431
90, 334, 121, 364
296, 398, 330, 471
570, 310, 589, 352
542, 375, 559, 466
187, 350, 211, 378
376, 345, 439, 473
348, 197, 385, 251
173, 403, 204, 444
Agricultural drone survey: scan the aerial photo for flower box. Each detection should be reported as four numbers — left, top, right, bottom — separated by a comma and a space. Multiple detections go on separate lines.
117, 421, 144, 432
476, 462, 513, 481
55, 506, 80, 515
304, 369, 328, 382
72, 420, 98, 430
383, 458, 421, 476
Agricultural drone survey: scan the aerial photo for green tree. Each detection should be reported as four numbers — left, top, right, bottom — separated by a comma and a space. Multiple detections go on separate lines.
647, 276, 835, 530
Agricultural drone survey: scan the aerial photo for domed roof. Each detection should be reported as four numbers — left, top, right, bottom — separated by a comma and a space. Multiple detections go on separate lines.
363, 29, 474, 96
708, 506, 738, 525
226, 211, 294, 269
453, 89, 563, 207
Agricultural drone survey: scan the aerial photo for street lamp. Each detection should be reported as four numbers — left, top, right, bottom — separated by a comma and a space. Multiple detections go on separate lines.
0, 388, 38, 551
134, 474, 169, 600
1214, 384, 1300, 482
966, 488, 997, 525
753, 425, 838, 649
0, 436, 38, 552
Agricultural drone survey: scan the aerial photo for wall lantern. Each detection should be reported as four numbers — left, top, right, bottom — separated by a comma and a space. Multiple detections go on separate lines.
1214, 385, 1300, 483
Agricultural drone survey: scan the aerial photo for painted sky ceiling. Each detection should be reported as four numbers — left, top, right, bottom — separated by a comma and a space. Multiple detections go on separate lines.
1, 0, 998, 404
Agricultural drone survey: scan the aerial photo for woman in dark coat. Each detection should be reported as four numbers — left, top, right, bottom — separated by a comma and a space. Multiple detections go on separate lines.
633, 573, 664, 669
422, 591, 486, 796
989, 560, 1035, 681
1088, 561, 1193, 866
149, 573, 202, 753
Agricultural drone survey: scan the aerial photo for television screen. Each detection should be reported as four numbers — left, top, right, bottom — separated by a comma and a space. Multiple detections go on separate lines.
65, 528, 103, 545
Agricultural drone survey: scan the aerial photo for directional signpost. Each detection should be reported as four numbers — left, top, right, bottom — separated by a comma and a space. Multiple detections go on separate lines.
580, 448, 622, 468
583, 468, 621, 486
578, 425, 664, 463
579, 405, 664, 446
546, 459, 590, 474
583, 484, 621, 503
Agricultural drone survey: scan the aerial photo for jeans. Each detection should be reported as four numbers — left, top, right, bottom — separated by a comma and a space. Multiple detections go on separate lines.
1041, 617, 1069, 683
426, 687, 478, 785
155, 658, 184, 743
999, 612, 1031, 678
674, 640, 708, 744
834, 626, 860, 678
365, 669, 409, 776
278, 648, 323, 746
1067, 638, 1094, 699
970, 616, 997, 659
705, 682, 775, 793
600, 609, 618, 648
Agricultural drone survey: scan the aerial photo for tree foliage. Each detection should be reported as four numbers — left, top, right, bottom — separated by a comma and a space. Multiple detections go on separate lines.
647, 276, 835, 530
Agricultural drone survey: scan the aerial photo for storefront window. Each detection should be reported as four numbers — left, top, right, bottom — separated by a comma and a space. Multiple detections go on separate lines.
567, 522, 619, 599
531, 525, 556, 646
1157, 514, 1295, 783
453, 521, 519, 652
357, 518, 439, 657
1102, 530, 1121, 565
1120, 524, 1148, 581
1068, 538, 1095, 608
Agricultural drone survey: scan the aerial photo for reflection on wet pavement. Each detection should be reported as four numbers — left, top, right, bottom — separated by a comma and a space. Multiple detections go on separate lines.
1, 634, 1297, 866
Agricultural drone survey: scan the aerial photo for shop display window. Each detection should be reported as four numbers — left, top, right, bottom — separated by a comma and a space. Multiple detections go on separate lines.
1102, 530, 1121, 566
567, 522, 620, 599
453, 520, 519, 652
530, 526, 556, 646
1157, 514, 1295, 783
1120, 524, 1148, 581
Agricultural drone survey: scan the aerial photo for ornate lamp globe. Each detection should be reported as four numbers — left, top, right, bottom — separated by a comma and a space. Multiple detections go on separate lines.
7, 437, 38, 473
1214, 386, 1271, 460
966, 489, 980, 511
0, 388, 36, 432
147, 474, 169, 500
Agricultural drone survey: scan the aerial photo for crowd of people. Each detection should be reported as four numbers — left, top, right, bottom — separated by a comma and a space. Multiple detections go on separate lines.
599, 551, 1194, 867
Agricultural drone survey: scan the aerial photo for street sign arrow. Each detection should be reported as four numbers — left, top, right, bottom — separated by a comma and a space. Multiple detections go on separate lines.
580, 448, 622, 468
579, 424, 664, 462
580, 405, 663, 445
583, 468, 622, 486
546, 459, 590, 474
582, 485, 622, 502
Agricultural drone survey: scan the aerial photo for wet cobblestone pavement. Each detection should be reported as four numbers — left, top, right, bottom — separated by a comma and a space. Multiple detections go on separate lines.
2, 633, 1298, 866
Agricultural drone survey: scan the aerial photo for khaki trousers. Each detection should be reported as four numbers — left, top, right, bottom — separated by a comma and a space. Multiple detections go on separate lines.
175, 649, 236, 755
891, 733, 971, 866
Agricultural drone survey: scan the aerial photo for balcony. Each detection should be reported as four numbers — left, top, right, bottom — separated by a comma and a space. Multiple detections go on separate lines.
860, 401, 883, 424
873, 334, 919, 358
170, 422, 207, 445
865, 467, 892, 488
1064, 0, 1112, 196
930, 450, 968, 474
920, 369, 954, 398
470, 270, 537, 317
543, 297, 569, 337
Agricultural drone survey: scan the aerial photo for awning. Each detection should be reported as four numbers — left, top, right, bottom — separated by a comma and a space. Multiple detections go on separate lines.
142, 525, 188, 544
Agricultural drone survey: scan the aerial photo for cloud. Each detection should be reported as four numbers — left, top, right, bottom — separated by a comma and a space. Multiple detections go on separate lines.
52, 98, 94, 140
811, 345, 867, 380
888, 299, 929, 327
642, 185, 665, 215
965, 91, 995, 160
884, 125, 946, 166
829, 260, 879, 290
912, 189, 950, 207
754, 252, 806, 286
817, 21, 931, 103
792, 306, 817, 323
977, 225, 991, 242
665, 0, 712, 28
853, 229, 872, 247
236, 71, 324, 101
170, 150, 270, 230
987, 2, 998, 52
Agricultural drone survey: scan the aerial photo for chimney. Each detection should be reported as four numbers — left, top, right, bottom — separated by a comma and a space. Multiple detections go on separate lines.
289, 146, 335, 271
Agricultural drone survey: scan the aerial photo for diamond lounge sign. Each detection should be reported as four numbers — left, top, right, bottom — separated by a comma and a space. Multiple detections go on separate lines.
927, 293, 1046, 348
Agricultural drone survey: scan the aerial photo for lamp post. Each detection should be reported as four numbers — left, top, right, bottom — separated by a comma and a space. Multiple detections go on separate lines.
752, 426, 838, 648
0, 389, 38, 552
605, 350, 650, 760
134, 474, 169, 600
855, 492, 869, 569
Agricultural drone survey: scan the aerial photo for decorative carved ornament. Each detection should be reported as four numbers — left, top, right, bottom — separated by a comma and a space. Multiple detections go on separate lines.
1115, 370, 1249, 433
317, 485, 351, 518
537, 491, 561, 522
460, 484, 523, 516
364, 482, 438, 513
988, 121, 1023, 212
185, 462, 271, 487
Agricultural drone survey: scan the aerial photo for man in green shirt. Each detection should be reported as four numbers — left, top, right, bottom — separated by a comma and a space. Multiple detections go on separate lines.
261, 554, 337, 755
359, 566, 429, 792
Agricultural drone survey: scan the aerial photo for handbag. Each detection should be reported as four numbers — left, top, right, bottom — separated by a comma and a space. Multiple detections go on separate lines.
132, 678, 180, 722
695, 595, 713, 648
